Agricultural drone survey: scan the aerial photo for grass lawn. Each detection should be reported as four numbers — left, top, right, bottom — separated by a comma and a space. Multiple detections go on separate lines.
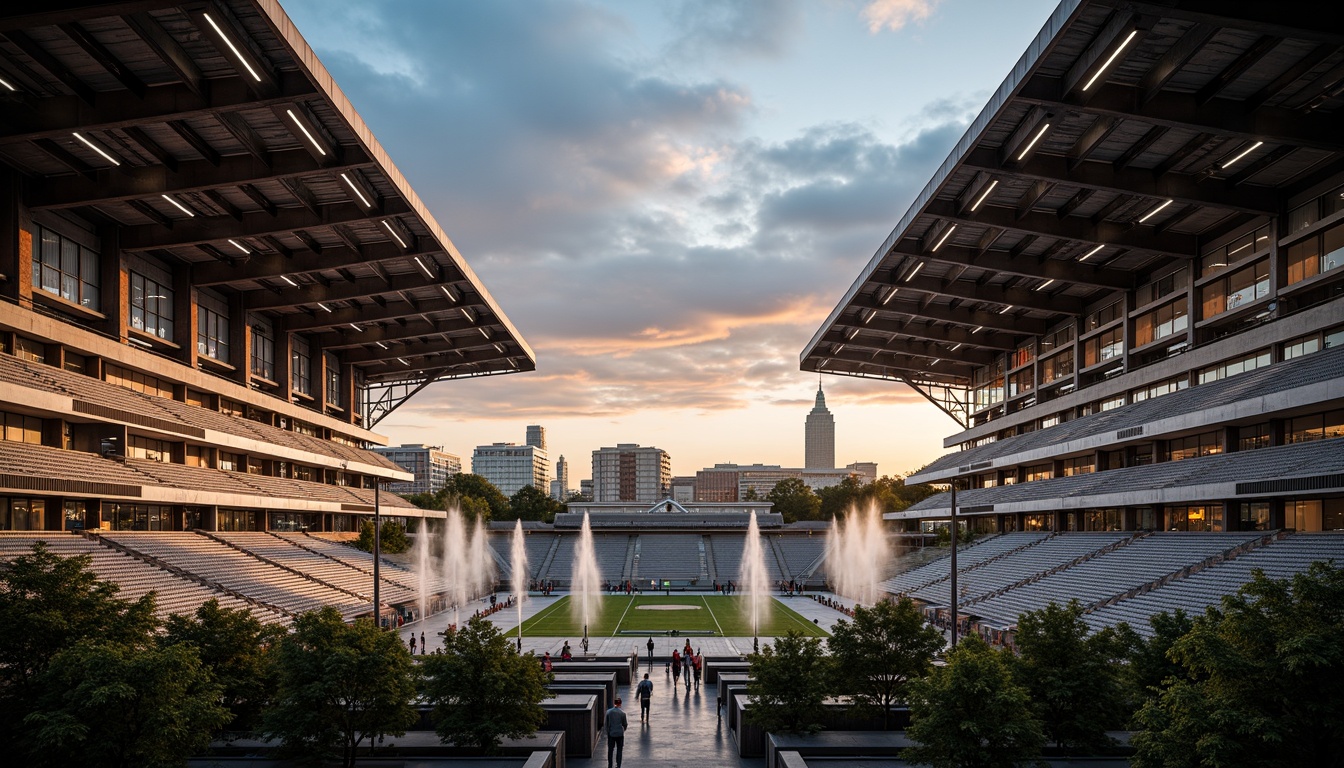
516, 594, 828, 637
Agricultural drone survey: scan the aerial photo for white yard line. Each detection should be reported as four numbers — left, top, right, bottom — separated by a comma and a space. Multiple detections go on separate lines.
521, 597, 568, 631
611, 595, 636, 634
703, 595, 727, 636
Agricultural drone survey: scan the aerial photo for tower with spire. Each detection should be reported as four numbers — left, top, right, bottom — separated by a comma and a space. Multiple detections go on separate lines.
805, 379, 835, 469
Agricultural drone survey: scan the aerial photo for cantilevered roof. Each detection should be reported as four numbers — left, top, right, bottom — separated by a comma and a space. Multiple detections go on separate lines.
801, 0, 1344, 426
0, 1, 534, 396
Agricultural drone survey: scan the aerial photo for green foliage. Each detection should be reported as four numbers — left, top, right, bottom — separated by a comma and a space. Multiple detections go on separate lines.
355, 519, 411, 554
421, 616, 553, 752
1111, 610, 1193, 718
767, 477, 821, 524
404, 473, 510, 521
264, 608, 418, 767
163, 598, 282, 731
1132, 563, 1344, 768
906, 634, 1045, 768
817, 475, 864, 519
817, 475, 937, 520
508, 484, 564, 523
0, 542, 159, 750
1013, 600, 1122, 751
828, 597, 943, 729
747, 631, 834, 734
24, 640, 229, 768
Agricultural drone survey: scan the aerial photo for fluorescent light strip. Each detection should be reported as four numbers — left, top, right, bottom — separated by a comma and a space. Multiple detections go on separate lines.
931, 223, 958, 252
382, 220, 408, 248
228, 239, 249, 254
318, 303, 332, 313
863, 310, 874, 324
439, 285, 457, 302
1079, 244, 1106, 262
375, 341, 388, 349
972, 326, 984, 334
397, 357, 410, 366
1221, 141, 1264, 169
834, 344, 846, 354
881, 287, 897, 305
1138, 198, 1173, 223
847, 327, 860, 340
351, 324, 365, 332
1016, 123, 1050, 161
286, 109, 326, 156
950, 343, 962, 352
931, 359, 941, 366
905, 261, 925, 281
341, 172, 372, 207
413, 256, 435, 278
280, 276, 298, 287
460, 308, 474, 322
1082, 29, 1137, 91
72, 132, 120, 166
1036, 279, 1055, 291
0, 77, 15, 91
969, 179, 998, 212
999, 305, 1013, 315
161, 194, 195, 217
479, 327, 489, 338
203, 13, 262, 82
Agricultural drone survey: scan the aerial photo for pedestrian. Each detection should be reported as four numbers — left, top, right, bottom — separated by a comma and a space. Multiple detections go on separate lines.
408, 635, 416, 655
562, 641, 572, 661
693, 649, 703, 689
636, 673, 653, 723
604, 697, 627, 768
682, 648, 692, 688
671, 649, 681, 685
646, 637, 655, 666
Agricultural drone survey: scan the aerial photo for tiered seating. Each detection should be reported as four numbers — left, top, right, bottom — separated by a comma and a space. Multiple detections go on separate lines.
0, 439, 152, 488
911, 532, 1132, 605
637, 534, 703, 580
1085, 533, 1344, 637
0, 533, 285, 625
711, 534, 745, 581
967, 532, 1265, 628
124, 458, 260, 496
289, 533, 419, 588
102, 531, 369, 619
215, 532, 416, 604
775, 535, 827, 579
543, 534, 629, 582
881, 533, 1047, 595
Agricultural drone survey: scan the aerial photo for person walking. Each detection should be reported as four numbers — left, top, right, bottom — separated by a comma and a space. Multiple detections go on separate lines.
682, 648, 692, 689
693, 649, 703, 690
646, 637, 655, 666
604, 697, 628, 768
671, 649, 681, 686
636, 673, 653, 723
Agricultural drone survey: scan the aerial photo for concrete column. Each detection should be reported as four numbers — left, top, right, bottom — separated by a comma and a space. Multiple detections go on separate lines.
228, 293, 249, 386
274, 330, 293, 404
0, 168, 32, 307
173, 266, 197, 369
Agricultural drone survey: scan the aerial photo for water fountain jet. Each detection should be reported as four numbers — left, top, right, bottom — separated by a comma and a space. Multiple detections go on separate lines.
825, 501, 890, 606
511, 519, 528, 651
570, 511, 602, 653
740, 510, 771, 651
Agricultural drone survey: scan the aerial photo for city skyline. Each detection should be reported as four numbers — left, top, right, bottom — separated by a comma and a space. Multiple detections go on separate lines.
283, 0, 1060, 479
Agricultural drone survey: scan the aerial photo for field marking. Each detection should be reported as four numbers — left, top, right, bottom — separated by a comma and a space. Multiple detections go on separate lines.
702, 595, 726, 636
772, 598, 828, 636
611, 595, 637, 634
520, 597, 569, 632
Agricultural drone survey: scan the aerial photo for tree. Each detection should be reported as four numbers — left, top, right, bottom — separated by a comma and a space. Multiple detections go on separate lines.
905, 634, 1045, 768
508, 484, 563, 523
743, 486, 760, 501
163, 598, 282, 731
264, 608, 418, 767
817, 475, 863, 519
24, 640, 229, 768
0, 542, 157, 748
828, 597, 943, 729
421, 616, 552, 752
1111, 610, 1193, 718
1012, 600, 1122, 751
404, 473, 509, 521
1132, 563, 1344, 768
356, 519, 411, 554
768, 477, 821, 524
746, 631, 833, 734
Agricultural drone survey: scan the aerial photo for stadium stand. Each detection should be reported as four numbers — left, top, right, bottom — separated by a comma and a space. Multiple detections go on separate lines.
910, 532, 1133, 605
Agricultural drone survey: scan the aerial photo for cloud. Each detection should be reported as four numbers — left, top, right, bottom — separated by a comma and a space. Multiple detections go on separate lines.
860, 0, 942, 33
665, 0, 803, 60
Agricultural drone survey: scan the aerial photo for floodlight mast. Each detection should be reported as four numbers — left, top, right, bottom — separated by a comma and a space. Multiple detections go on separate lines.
950, 477, 959, 648
373, 479, 382, 629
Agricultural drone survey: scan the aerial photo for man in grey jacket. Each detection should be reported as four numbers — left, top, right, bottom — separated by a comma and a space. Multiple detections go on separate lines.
604, 697, 628, 768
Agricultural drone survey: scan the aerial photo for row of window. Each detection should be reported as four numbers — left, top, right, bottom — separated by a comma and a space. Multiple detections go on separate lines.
927, 500, 1343, 534
2, 497, 381, 533
32, 226, 100, 311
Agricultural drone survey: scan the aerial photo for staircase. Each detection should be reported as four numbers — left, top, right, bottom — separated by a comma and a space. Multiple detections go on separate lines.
703, 535, 718, 581
536, 535, 561, 581
623, 534, 637, 581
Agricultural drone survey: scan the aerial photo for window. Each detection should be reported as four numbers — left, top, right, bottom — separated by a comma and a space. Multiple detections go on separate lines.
217, 509, 258, 532
197, 306, 230, 361
1041, 350, 1073, 385
63, 500, 86, 531
1099, 395, 1125, 412
1137, 268, 1189, 307
1166, 432, 1222, 462
1283, 499, 1344, 532
291, 335, 311, 396
63, 351, 85, 374
1200, 226, 1271, 277
1282, 334, 1320, 361
1326, 325, 1344, 350
129, 271, 173, 339
1062, 456, 1094, 477
0, 498, 46, 531
1167, 504, 1221, 532
1131, 377, 1187, 402
1201, 259, 1269, 319
1286, 410, 1344, 444
2, 411, 43, 444
294, 464, 316, 482
293, 420, 319, 437
1238, 423, 1270, 451
102, 503, 171, 531
251, 325, 275, 380
325, 353, 341, 405
1198, 350, 1271, 384
219, 452, 242, 472
1039, 324, 1074, 354
972, 361, 1005, 410
1010, 342, 1034, 370
1023, 514, 1053, 531
1085, 299, 1123, 331
1024, 464, 1053, 482
1285, 221, 1344, 285
1083, 327, 1123, 367
14, 336, 45, 363
32, 225, 100, 311
1240, 502, 1271, 531
1008, 368, 1034, 398
1134, 299, 1188, 347
127, 435, 172, 462
185, 445, 210, 468
1082, 508, 1123, 531
105, 364, 174, 398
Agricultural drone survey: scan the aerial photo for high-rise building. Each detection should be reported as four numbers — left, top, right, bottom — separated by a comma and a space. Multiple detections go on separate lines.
805, 382, 836, 468
694, 463, 876, 501
550, 455, 570, 500
372, 445, 461, 495
526, 425, 546, 451
471, 442, 548, 498
579, 479, 594, 501
592, 444, 672, 503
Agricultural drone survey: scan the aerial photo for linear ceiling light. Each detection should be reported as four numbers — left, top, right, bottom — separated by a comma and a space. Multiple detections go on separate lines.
863, 310, 875, 324
1221, 141, 1264, 169
835, 344, 846, 354
931, 224, 958, 252
161, 194, 195, 217
375, 341, 388, 349
905, 261, 925, 281
413, 256, 435, 278
479, 327, 490, 338
397, 357, 410, 366
1036, 279, 1055, 291
1079, 243, 1106, 262
351, 323, 365, 332
1082, 29, 1138, 91
847, 327, 861, 340
280, 275, 298, 287
317, 302, 332, 313
439, 285, 457, 302
227, 239, 249, 254
969, 180, 999, 212
1016, 123, 1050, 161
341, 172, 372, 207
382, 220, 408, 248
930, 359, 941, 366
72, 132, 120, 166
203, 13, 262, 82
999, 305, 1013, 314
0, 77, 15, 91
950, 343, 962, 351
881, 287, 898, 305
1138, 198, 1173, 223
972, 326, 984, 334
285, 109, 326, 156
460, 307, 474, 323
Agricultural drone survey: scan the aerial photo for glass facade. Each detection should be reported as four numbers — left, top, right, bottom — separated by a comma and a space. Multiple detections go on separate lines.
32, 226, 99, 310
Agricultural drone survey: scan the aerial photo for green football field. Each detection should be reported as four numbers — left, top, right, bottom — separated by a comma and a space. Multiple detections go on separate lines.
516, 594, 828, 637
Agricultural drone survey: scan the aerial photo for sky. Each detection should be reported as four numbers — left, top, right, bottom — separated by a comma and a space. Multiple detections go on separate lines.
283, 0, 1061, 483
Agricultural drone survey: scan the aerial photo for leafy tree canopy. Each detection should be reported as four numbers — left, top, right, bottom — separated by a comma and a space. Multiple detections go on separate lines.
356, 519, 411, 554
421, 616, 552, 752
508, 484, 563, 523
163, 598, 282, 731
828, 597, 943, 729
264, 608, 418, 768
768, 477, 821, 524
405, 473, 510, 521
906, 634, 1044, 768
747, 631, 834, 735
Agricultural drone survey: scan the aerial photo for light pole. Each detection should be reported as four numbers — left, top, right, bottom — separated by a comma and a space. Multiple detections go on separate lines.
949, 476, 958, 647
373, 479, 383, 629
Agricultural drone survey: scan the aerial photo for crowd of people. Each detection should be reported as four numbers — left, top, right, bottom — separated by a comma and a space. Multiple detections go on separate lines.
775, 579, 806, 595
669, 641, 703, 690
813, 593, 855, 617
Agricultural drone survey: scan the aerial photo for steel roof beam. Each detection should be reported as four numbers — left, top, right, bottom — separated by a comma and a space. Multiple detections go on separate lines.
244, 270, 467, 310
819, 329, 999, 366
193, 236, 436, 285
850, 292, 1050, 335
829, 317, 1015, 351
926, 198, 1198, 256
890, 271, 1087, 316
891, 241, 1132, 291
355, 343, 511, 370
312, 317, 485, 350
283, 294, 481, 334
119, 198, 411, 251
